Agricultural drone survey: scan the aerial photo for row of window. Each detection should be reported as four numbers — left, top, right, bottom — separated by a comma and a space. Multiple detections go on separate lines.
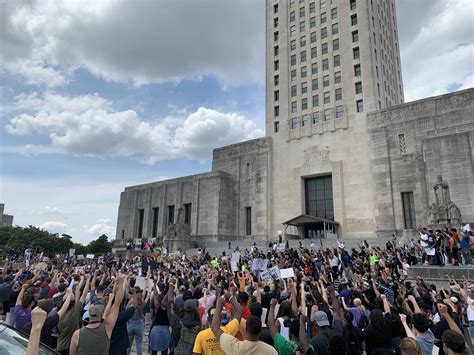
136, 203, 192, 239
290, 6, 338, 25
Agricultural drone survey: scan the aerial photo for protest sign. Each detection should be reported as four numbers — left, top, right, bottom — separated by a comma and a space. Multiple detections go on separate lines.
251, 258, 268, 272
69, 249, 75, 257
231, 252, 240, 263
12, 262, 26, 270
77, 255, 85, 260
86, 254, 95, 259
231, 261, 238, 272
34, 262, 48, 271
260, 266, 280, 283
135, 276, 146, 289
279, 268, 295, 279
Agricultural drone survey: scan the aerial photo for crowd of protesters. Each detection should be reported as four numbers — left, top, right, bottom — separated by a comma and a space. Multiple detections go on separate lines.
0, 224, 473, 355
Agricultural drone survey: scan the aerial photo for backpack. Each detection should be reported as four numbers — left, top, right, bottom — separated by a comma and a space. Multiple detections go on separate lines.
175, 322, 201, 355
357, 311, 368, 330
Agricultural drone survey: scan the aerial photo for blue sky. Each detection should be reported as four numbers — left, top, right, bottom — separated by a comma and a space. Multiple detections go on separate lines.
0, 0, 472, 244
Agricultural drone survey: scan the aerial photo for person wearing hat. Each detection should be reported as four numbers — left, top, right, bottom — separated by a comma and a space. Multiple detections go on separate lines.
170, 298, 201, 354
69, 275, 126, 355
193, 291, 242, 355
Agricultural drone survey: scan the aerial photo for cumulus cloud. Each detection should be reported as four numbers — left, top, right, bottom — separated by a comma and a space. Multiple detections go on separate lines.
38, 221, 67, 232
6, 92, 263, 163
85, 219, 115, 237
0, 0, 264, 88
397, 0, 474, 101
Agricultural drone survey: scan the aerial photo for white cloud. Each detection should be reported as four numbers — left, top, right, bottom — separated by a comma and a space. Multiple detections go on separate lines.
38, 221, 67, 232
6, 92, 264, 163
397, 0, 474, 101
0, 0, 264, 88
85, 220, 115, 237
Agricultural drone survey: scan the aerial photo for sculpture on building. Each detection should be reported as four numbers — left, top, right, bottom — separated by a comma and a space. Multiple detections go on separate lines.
165, 207, 191, 250
427, 176, 462, 225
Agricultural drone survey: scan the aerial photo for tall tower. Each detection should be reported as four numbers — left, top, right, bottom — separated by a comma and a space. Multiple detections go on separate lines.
265, 0, 405, 238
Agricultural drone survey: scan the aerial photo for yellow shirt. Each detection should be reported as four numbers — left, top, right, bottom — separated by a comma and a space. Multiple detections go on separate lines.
192, 319, 239, 355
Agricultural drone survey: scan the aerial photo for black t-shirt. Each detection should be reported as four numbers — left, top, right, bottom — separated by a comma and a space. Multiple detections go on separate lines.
23, 313, 59, 348
259, 326, 274, 347
363, 314, 393, 352
309, 319, 343, 354
343, 326, 364, 355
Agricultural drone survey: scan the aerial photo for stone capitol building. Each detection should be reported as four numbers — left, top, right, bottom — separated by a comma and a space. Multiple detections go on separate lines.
114, 0, 474, 251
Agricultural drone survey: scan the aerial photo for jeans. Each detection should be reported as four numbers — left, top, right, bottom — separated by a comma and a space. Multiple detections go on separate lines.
128, 320, 144, 355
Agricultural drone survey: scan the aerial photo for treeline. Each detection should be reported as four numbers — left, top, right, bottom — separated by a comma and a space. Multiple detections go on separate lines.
0, 226, 112, 256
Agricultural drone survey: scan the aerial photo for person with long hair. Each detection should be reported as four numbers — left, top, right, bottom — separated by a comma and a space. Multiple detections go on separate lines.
343, 310, 364, 355
363, 295, 395, 354
127, 286, 149, 355
400, 337, 422, 355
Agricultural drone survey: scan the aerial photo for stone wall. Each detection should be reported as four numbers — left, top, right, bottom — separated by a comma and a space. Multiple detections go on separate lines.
0, 203, 14, 227
367, 89, 474, 235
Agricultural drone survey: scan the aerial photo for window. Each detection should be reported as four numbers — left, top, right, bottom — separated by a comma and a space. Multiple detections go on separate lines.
290, 11, 296, 22
274, 17, 279, 28
291, 85, 297, 97
331, 7, 337, 19
300, 35, 306, 46
356, 99, 364, 112
301, 81, 307, 93
322, 42, 328, 54
301, 50, 307, 62
291, 117, 299, 129
323, 75, 330, 87
324, 91, 330, 104
321, 27, 327, 39
310, 32, 317, 43
355, 81, 362, 94
336, 105, 344, 118
290, 0, 295, 7
398, 133, 407, 154
121, 230, 124, 239
312, 94, 319, 107
312, 78, 319, 91
333, 54, 340, 67
291, 54, 296, 66
309, 2, 315, 13
312, 112, 320, 124
184, 203, 192, 224
335, 88, 342, 100
311, 62, 318, 75
290, 25, 296, 36
273, 4, 278, 14
245, 207, 252, 235
274, 106, 279, 116
354, 64, 361, 77
352, 30, 359, 42
274, 31, 279, 43
274, 121, 279, 132
291, 69, 297, 81
274, 60, 279, 71
320, 12, 326, 24
300, 21, 306, 32
350, 0, 356, 11
302, 114, 309, 126
311, 46, 317, 58
332, 23, 338, 35
333, 38, 339, 50
376, 65, 379, 78
324, 108, 332, 120
291, 101, 297, 113
151, 207, 159, 238
351, 14, 358, 26
167, 205, 175, 225
274, 90, 279, 101
374, 48, 378, 61
353, 47, 360, 59
274, 74, 279, 85
138, 209, 144, 238
310, 16, 316, 28
302, 98, 308, 110
322, 58, 329, 71
334, 71, 341, 83
290, 39, 296, 51
274, 46, 279, 56
299, 6, 305, 17
401, 192, 415, 229
320, 0, 326, 9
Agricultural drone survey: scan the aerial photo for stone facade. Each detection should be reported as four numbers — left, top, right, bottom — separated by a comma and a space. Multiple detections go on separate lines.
115, 138, 270, 250
367, 89, 474, 236
0, 204, 14, 227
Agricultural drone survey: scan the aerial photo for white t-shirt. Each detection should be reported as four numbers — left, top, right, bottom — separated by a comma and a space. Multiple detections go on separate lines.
402, 262, 410, 276
330, 256, 339, 267
466, 297, 474, 321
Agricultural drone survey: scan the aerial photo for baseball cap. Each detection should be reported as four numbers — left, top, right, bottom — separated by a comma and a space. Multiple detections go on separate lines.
89, 304, 104, 319
314, 311, 330, 327
184, 299, 197, 312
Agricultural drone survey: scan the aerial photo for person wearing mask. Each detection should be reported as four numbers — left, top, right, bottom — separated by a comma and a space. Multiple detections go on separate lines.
69, 275, 126, 355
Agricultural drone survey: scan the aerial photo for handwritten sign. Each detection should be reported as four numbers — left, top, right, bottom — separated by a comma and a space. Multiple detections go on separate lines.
280, 268, 295, 279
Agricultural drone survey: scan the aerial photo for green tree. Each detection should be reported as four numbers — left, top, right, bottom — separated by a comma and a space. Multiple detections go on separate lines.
87, 234, 111, 255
